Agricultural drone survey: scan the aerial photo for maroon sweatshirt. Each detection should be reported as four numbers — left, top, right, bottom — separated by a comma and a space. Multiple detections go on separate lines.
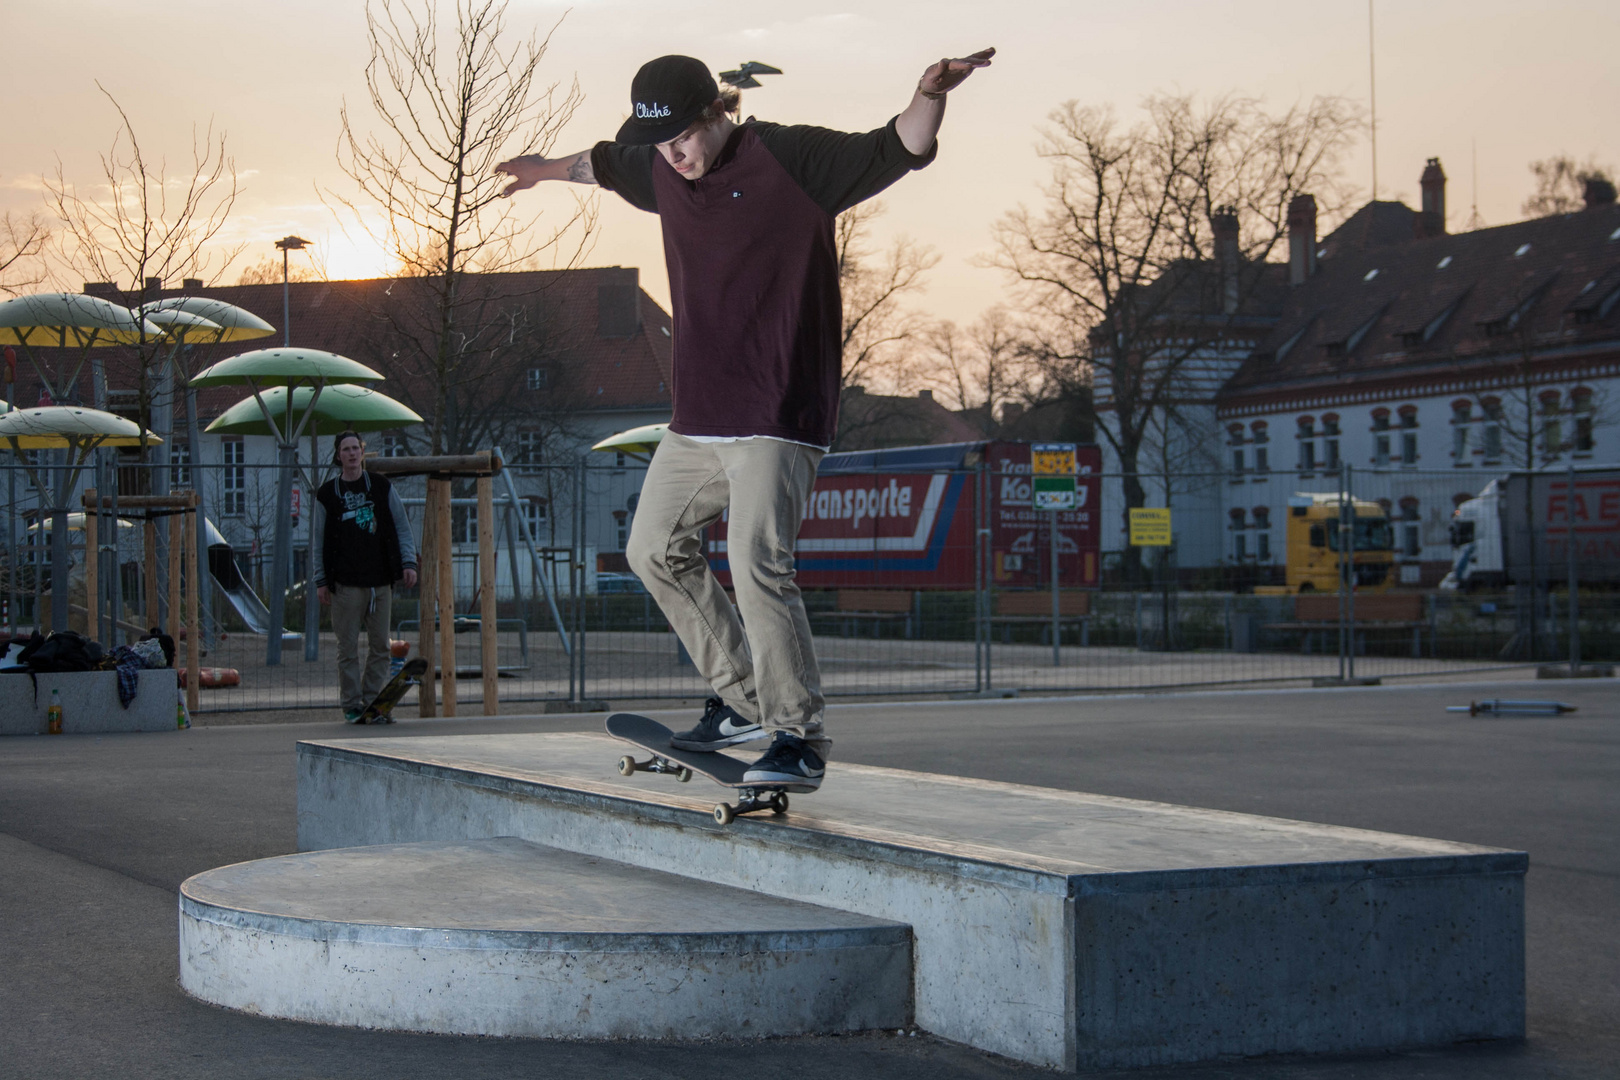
593, 119, 935, 446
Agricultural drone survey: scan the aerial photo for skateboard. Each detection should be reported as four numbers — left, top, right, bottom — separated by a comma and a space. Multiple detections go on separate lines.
359, 657, 430, 724
605, 712, 795, 825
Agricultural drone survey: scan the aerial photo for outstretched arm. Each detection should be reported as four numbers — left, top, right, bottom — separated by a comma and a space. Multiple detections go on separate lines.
495, 150, 596, 198
895, 48, 995, 156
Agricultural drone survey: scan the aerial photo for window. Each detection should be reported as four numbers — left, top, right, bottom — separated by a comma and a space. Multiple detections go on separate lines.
452, 505, 478, 545
613, 510, 629, 551
1252, 507, 1270, 530
380, 434, 407, 458
614, 451, 628, 470
221, 440, 246, 516
1257, 531, 1271, 561
1401, 432, 1419, 466
1321, 414, 1340, 437
1297, 415, 1316, 438
1374, 434, 1391, 467
1573, 388, 1595, 454
1250, 421, 1269, 444
1231, 448, 1245, 476
1481, 398, 1504, 461
1400, 499, 1422, 558
1324, 438, 1340, 469
1299, 440, 1316, 472
1540, 391, 1563, 458
516, 430, 543, 467
1254, 446, 1269, 473
1451, 400, 1472, 465
1234, 533, 1247, 559
1227, 423, 1245, 446
1370, 408, 1391, 432
526, 368, 549, 390
1398, 405, 1419, 429
169, 441, 192, 486
523, 498, 548, 536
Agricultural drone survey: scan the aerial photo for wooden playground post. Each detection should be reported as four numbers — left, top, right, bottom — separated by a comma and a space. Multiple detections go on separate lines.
417, 481, 439, 717
83, 488, 99, 637
477, 475, 497, 715
167, 510, 181, 647
183, 499, 199, 713
435, 479, 456, 717
144, 520, 159, 630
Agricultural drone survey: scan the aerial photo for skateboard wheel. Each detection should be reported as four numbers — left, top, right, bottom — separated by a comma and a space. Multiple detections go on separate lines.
714, 803, 735, 825
617, 755, 636, 777
771, 793, 788, 815
677, 767, 693, 783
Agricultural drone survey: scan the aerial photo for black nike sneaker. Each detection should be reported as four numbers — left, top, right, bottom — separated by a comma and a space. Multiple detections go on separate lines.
670, 697, 765, 752
742, 731, 825, 791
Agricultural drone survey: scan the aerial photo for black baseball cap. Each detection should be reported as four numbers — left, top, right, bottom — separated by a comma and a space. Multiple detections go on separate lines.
615, 55, 719, 145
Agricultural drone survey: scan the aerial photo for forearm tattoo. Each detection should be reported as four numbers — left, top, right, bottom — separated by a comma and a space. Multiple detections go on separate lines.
567, 154, 595, 184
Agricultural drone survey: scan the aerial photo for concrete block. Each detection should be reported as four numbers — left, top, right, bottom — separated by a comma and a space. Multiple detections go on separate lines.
180, 837, 911, 1039
297, 733, 1526, 1070
0, 668, 178, 735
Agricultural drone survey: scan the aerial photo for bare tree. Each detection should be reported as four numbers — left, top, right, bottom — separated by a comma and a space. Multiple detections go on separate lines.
1522, 155, 1614, 218
918, 307, 1033, 434
42, 86, 242, 443
1, 208, 49, 296
235, 250, 328, 286
837, 199, 938, 394
328, 0, 596, 456
989, 92, 1360, 576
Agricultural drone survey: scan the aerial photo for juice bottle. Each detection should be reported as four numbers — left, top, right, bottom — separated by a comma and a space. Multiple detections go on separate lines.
47, 688, 63, 735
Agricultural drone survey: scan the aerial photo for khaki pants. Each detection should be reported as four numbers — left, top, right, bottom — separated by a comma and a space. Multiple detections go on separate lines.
331, 583, 393, 712
626, 432, 829, 757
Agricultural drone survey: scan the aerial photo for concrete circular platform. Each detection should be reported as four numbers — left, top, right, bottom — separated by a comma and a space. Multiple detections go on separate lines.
179, 837, 912, 1039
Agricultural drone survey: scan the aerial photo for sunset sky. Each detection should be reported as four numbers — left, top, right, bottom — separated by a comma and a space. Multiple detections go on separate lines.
5, 0, 1617, 327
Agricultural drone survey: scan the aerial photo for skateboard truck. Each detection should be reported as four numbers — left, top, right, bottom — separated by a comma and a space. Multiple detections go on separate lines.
617, 753, 694, 783
714, 788, 789, 826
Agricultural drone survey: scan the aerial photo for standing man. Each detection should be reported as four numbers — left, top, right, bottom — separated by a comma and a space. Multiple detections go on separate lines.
314, 431, 419, 723
497, 48, 992, 788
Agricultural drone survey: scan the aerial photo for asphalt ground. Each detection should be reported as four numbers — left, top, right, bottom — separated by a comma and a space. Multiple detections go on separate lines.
1, 678, 1615, 1080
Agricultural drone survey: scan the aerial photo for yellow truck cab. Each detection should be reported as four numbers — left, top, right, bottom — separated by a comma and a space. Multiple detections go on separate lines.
1283, 493, 1396, 593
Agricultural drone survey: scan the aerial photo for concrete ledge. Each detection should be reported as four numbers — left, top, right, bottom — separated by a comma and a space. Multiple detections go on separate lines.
297, 733, 1526, 1070
180, 837, 911, 1039
0, 668, 177, 735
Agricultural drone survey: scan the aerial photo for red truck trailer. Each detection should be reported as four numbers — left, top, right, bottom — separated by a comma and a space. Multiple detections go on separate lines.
708, 440, 1101, 589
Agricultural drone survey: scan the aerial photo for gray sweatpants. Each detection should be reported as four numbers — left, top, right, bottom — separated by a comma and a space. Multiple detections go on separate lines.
626, 432, 829, 758
331, 583, 393, 712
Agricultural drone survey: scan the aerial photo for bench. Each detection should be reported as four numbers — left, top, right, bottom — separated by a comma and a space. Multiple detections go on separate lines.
812, 590, 917, 639
990, 590, 1092, 646
1265, 593, 1429, 657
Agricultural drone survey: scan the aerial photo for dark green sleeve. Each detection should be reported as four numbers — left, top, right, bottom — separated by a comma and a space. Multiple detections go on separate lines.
752, 118, 938, 217
590, 141, 660, 213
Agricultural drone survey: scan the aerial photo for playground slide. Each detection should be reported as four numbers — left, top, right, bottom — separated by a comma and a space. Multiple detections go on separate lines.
205, 518, 301, 642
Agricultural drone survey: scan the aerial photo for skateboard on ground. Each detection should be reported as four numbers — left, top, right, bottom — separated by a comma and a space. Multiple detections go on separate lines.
359, 657, 429, 724
605, 712, 794, 825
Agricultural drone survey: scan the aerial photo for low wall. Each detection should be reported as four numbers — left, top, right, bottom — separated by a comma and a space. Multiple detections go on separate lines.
0, 668, 178, 735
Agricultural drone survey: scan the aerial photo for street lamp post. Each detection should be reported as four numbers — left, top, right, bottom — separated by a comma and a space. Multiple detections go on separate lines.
268, 237, 310, 664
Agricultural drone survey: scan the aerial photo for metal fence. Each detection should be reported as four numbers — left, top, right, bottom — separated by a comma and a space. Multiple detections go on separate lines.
2, 456, 1612, 715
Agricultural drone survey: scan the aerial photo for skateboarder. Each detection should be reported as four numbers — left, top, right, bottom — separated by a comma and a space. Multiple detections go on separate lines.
497, 48, 993, 788
313, 431, 419, 723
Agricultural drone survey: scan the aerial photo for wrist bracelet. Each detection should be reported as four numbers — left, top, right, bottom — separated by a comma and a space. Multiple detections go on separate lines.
917, 81, 947, 100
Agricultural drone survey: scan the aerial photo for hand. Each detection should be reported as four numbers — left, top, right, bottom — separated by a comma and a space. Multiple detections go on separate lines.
317, 586, 331, 606
918, 47, 996, 97
495, 156, 545, 198
401, 568, 418, 589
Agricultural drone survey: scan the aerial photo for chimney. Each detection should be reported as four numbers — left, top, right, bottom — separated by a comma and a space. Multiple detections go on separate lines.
1287, 194, 1318, 286
1210, 205, 1240, 314
145, 275, 162, 293
1415, 158, 1447, 238
595, 266, 641, 338
82, 282, 118, 299
917, 389, 933, 402
1584, 175, 1618, 209
182, 277, 204, 291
